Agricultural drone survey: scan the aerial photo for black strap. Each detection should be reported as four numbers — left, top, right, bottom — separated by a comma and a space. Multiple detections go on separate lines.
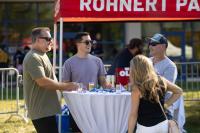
157, 77, 168, 120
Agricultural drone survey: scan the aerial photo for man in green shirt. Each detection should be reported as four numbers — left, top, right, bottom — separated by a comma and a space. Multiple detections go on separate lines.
23, 27, 78, 133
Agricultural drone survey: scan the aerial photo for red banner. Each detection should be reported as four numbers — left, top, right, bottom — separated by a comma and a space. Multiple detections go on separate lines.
54, 0, 200, 22
116, 67, 129, 86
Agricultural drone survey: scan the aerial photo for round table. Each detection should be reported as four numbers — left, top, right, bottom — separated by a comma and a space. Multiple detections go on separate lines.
63, 91, 131, 133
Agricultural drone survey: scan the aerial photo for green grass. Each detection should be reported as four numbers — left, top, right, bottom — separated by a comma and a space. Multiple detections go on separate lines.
184, 101, 200, 133
0, 115, 35, 133
183, 90, 200, 101
0, 92, 200, 133
0, 100, 35, 133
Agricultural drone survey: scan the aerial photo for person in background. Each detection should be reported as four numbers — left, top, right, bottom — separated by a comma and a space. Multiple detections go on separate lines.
0, 46, 9, 68
91, 33, 104, 59
62, 32, 110, 133
14, 46, 30, 74
128, 55, 183, 133
148, 33, 186, 132
107, 38, 143, 75
14, 49, 24, 74
23, 27, 79, 133
23, 46, 30, 55
65, 38, 77, 58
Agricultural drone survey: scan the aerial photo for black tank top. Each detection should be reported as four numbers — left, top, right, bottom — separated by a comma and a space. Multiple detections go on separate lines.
137, 80, 166, 127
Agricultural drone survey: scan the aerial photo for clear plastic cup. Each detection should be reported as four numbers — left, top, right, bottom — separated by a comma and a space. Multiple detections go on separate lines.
115, 84, 121, 94
89, 82, 95, 91
77, 83, 86, 92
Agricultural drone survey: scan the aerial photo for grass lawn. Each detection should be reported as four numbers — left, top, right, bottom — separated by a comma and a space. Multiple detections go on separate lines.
184, 101, 200, 133
0, 92, 200, 133
0, 115, 35, 133
0, 100, 35, 133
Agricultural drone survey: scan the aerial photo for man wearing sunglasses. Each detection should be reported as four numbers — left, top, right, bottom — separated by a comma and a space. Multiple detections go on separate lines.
23, 27, 79, 133
148, 33, 185, 133
62, 32, 109, 132
62, 32, 109, 90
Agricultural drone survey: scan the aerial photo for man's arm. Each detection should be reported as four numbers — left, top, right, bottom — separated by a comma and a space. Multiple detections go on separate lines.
35, 77, 78, 91
27, 56, 77, 91
162, 77, 183, 108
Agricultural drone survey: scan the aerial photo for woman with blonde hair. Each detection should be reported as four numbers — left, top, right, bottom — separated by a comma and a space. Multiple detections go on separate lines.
128, 55, 182, 133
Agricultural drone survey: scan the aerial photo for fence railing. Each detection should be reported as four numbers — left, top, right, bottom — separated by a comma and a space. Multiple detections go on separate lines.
55, 62, 200, 101
0, 62, 199, 130
176, 62, 200, 101
105, 62, 200, 101
0, 68, 27, 122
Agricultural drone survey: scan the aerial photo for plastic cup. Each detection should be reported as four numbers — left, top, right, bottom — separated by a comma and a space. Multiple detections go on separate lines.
77, 83, 83, 92
115, 84, 121, 94
89, 82, 95, 91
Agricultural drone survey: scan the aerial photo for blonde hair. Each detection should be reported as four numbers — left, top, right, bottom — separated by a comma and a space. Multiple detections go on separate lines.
130, 55, 163, 102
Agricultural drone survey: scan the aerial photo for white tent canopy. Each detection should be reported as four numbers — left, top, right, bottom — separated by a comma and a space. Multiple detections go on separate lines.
166, 41, 192, 59
53, 0, 199, 82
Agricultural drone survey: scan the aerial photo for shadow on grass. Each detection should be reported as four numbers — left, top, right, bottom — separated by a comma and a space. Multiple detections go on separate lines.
0, 115, 36, 133
184, 101, 200, 133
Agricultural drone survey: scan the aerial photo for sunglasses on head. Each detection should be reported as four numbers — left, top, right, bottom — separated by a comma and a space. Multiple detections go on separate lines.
79, 40, 96, 45
39, 37, 52, 42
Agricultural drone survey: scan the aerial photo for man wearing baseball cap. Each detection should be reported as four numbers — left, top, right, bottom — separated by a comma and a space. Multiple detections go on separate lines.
148, 33, 186, 133
148, 33, 168, 48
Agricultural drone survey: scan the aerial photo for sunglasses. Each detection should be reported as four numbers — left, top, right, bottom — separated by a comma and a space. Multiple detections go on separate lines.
148, 42, 160, 46
39, 37, 52, 42
79, 40, 97, 45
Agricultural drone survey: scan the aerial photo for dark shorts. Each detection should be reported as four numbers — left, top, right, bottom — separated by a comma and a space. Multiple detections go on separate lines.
69, 112, 81, 132
32, 115, 58, 133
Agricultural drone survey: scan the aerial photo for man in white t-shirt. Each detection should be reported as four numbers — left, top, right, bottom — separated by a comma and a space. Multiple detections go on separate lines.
148, 33, 186, 133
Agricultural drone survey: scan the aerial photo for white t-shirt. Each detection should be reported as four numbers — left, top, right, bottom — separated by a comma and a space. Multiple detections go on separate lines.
150, 56, 185, 133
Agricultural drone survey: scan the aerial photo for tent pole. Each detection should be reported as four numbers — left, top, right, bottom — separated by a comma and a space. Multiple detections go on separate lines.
59, 18, 63, 82
58, 18, 63, 133
53, 22, 57, 71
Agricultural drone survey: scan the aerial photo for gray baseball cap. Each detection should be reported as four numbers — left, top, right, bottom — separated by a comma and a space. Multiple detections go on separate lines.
147, 33, 168, 47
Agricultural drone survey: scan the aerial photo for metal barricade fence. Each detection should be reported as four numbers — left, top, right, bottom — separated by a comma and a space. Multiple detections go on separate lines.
0, 68, 27, 122
104, 63, 200, 101
55, 62, 200, 101
176, 62, 200, 101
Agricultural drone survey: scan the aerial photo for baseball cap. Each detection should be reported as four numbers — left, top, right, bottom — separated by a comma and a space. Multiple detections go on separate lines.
147, 33, 168, 47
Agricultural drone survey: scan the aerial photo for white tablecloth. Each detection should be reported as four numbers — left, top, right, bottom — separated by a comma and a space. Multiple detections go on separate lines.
63, 91, 131, 133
